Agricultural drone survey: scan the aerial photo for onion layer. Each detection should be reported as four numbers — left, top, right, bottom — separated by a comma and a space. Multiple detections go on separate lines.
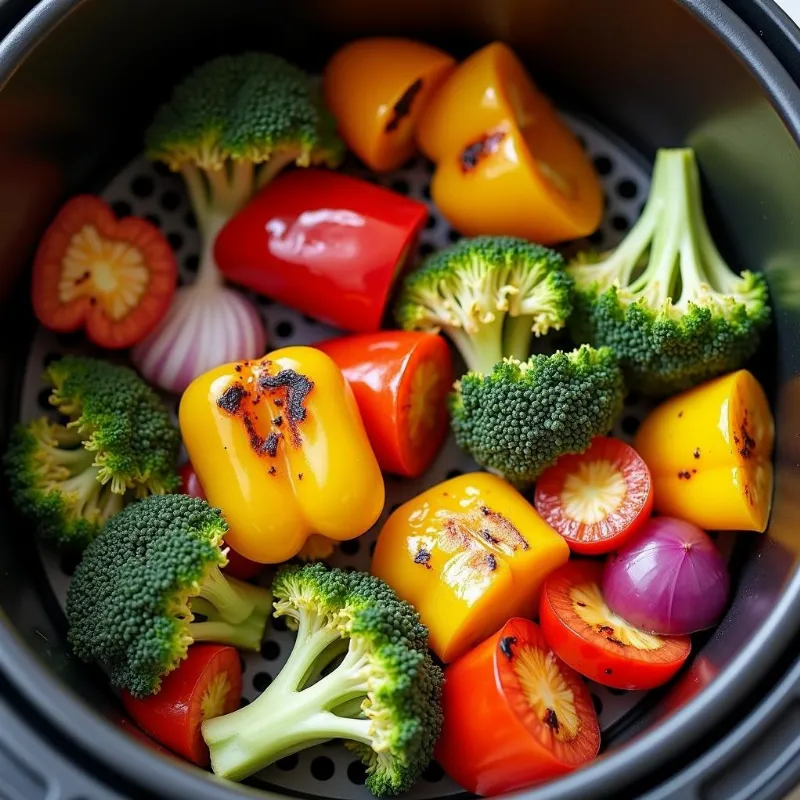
601, 516, 730, 636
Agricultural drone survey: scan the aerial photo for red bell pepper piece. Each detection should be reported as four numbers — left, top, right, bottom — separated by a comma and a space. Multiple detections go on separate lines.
121, 644, 242, 766
436, 617, 600, 796
214, 169, 428, 332
315, 331, 452, 477
178, 462, 264, 581
31, 195, 178, 349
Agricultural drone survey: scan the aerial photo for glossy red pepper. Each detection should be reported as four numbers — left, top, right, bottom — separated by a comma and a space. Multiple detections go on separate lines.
315, 331, 452, 477
177, 462, 264, 581
214, 169, 428, 332
121, 644, 242, 766
31, 195, 178, 348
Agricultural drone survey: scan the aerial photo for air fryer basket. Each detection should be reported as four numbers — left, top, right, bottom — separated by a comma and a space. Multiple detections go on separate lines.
0, 1, 799, 799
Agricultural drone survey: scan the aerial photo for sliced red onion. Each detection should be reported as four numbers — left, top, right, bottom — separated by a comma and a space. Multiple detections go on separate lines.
131, 280, 266, 394
601, 516, 730, 636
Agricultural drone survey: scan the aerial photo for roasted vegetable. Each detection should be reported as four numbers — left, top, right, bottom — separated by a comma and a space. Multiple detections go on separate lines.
371, 472, 569, 663
202, 564, 444, 796
179, 346, 384, 564
567, 148, 771, 396
4, 355, 180, 549
449, 346, 625, 487
66, 495, 272, 698
396, 235, 573, 375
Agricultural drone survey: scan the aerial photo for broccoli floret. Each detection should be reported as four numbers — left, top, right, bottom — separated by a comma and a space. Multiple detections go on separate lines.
3, 356, 180, 550
66, 494, 272, 698
146, 52, 344, 243
396, 235, 573, 375
450, 345, 625, 487
567, 148, 771, 396
201, 564, 443, 797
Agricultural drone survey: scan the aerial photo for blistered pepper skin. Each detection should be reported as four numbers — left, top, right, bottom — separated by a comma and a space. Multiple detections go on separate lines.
371, 472, 570, 663
634, 370, 775, 532
179, 346, 385, 564
415, 42, 603, 245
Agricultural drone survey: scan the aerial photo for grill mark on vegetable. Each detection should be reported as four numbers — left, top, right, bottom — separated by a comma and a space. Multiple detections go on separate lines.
485, 554, 497, 571
460, 131, 507, 172
597, 625, 625, 647
262, 432, 280, 457
478, 506, 529, 551
217, 383, 248, 415
544, 709, 560, 732
738, 413, 756, 459
499, 636, 517, 659
414, 548, 432, 569
258, 369, 314, 446
385, 78, 424, 133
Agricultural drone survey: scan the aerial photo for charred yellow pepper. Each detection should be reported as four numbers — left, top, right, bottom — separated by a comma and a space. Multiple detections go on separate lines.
371, 472, 569, 663
179, 346, 385, 564
634, 369, 775, 532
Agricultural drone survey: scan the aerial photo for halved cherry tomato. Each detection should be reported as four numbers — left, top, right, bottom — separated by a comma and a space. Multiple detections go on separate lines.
121, 644, 242, 766
315, 331, 452, 477
534, 437, 654, 554
436, 617, 600, 796
539, 561, 691, 691
323, 38, 456, 172
178, 462, 264, 581
31, 195, 178, 349
215, 170, 428, 332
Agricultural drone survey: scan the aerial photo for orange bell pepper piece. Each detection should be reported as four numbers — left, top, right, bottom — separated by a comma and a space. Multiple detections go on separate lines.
179, 346, 385, 564
634, 370, 775, 532
323, 37, 456, 172
371, 472, 569, 663
415, 42, 603, 245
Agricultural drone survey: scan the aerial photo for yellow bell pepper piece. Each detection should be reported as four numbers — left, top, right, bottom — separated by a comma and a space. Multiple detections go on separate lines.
634, 370, 774, 532
371, 472, 569, 663
179, 346, 385, 564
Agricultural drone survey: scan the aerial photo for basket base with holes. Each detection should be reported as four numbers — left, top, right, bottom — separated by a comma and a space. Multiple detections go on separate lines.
18, 112, 717, 800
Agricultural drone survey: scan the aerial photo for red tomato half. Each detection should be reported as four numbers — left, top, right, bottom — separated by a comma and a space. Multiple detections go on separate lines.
315, 331, 452, 477
540, 561, 691, 691
436, 618, 600, 796
215, 169, 429, 332
178, 462, 263, 581
122, 644, 242, 766
535, 437, 654, 554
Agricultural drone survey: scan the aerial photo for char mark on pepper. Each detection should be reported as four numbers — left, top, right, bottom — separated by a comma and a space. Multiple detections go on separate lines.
460, 131, 506, 173
499, 636, 517, 660
479, 506, 529, 551
216, 382, 248, 415
258, 369, 314, 445
414, 547, 432, 568
385, 78, 424, 133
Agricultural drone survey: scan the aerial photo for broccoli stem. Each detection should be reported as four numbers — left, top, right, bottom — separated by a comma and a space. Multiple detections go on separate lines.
450, 314, 506, 375
203, 639, 372, 781
502, 316, 534, 363
189, 610, 267, 652
193, 565, 272, 626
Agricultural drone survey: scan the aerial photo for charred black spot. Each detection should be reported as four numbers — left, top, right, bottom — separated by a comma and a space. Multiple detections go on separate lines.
414, 548, 432, 569
544, 708, 560, 732
460, 131, 507, 173
739, 419, 756, 459
258, 369, 314, 445
693, 448, 700, 459
268, 466, 277, 476
262, 432, 280, 458
74, 271, 91, 286
485, 554, 497, 571
273, 398, 283, 407
678, 470, 692, 480
273, 416, 283, 427
385, 78, 424, 133
298, 473, 304, 481
234, 364, 242, 373
499, 636, 517, 660
217, 383, 248, 415
480, 528, 499, 544
576, 601, 587, 608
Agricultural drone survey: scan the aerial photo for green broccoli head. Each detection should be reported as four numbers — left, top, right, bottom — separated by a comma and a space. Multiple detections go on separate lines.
396, 235, 574, 375
450, 345, 625, 487
66, 494, 272, 698
145, 52, 344, 225
2, 356, 180, 550
202, 564, 443, 796
567, 148, 771, 396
